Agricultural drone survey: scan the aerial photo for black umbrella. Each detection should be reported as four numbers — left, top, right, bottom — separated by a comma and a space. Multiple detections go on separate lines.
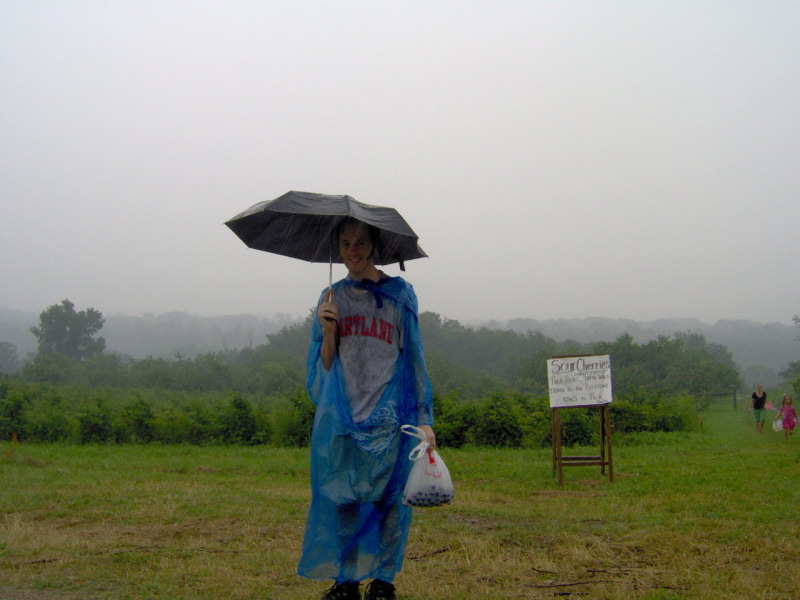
225, 191, 427, 272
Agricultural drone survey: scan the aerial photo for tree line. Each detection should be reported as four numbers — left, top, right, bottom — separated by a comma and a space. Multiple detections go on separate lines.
2, 299, 790, 449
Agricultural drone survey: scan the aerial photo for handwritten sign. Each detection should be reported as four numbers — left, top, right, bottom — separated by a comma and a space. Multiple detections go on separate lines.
547, 355, 613, 408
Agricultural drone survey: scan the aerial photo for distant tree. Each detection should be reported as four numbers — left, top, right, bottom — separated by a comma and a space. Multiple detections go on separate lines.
780, 361, 800, 383
420, 312, 558, 382
30, 299, 105, 360
591, 332, 741, 398
789, 311, 800, 393
0, 342, 20, 373
265, 311, 314, 357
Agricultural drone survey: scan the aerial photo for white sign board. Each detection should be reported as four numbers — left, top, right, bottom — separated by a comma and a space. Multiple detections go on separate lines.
547, 355, 613, 408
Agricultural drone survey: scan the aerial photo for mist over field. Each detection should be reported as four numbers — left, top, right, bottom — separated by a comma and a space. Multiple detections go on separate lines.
1, 304, 796, 387
2, 2, 799, 330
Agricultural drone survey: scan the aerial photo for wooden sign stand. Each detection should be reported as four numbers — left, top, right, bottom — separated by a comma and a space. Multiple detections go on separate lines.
552, 404, 613, 485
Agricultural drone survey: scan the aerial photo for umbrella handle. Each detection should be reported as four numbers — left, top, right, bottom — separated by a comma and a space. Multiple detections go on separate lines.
324, 287, 334, 322
324, 250, 334, 322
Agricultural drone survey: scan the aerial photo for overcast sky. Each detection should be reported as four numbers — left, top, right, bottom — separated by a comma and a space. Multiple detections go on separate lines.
2, 1, 798, 326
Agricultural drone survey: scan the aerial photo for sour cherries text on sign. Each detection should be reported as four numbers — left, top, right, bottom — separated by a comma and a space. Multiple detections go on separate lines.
547, 355, 613, 408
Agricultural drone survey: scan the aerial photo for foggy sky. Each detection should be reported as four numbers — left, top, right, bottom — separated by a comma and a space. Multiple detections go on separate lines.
2, 1, 799, 326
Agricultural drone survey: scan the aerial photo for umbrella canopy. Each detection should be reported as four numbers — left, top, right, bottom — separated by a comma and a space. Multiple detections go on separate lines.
225, 191, 427, 269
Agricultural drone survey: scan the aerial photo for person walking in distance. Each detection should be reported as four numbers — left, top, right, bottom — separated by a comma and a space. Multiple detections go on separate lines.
751, 384, 768, 433
776, 394, 798, 442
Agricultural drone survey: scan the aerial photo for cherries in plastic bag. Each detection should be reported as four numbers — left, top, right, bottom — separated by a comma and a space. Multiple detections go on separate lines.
401, 425, 455, 507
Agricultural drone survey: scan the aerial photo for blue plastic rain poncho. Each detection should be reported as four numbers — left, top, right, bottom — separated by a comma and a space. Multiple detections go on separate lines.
298, 275, 433, 584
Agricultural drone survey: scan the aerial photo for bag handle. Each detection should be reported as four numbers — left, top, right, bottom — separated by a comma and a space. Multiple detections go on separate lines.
401, 424, 430, 461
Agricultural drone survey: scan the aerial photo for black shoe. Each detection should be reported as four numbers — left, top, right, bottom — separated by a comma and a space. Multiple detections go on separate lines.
364, 580, 396, 600
321, 581, 361, 600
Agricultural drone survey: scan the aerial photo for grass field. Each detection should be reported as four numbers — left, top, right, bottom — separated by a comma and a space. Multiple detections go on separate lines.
2, 402, 799, 600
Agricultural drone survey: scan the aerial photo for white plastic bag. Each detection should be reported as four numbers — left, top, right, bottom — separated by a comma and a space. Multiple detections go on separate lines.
773, 418, 783, 432
401, 425, 455, 507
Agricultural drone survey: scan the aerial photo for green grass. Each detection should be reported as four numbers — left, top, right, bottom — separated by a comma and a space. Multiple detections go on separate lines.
2, 403, 799, 599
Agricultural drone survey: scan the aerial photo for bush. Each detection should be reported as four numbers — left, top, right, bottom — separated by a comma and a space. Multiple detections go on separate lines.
610, 396, 699, 434
76, 399, 114, 443
119, 398, 156, 443
180, 399, 221, 444
659, 395, 700, 432
610, 402, 656, 433
472, 393, 525, 447
26, 391, 71, 442
272, 387, 314, 447
510, 394, 551, 448
559, 408, 598, 447
433, 391, 479, 448
220, 395, 258, 445
0, 389, 29, 441
152, 406, 196, 444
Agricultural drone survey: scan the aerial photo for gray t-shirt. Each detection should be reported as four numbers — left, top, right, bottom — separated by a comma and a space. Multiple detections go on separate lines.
336, 284, 402, 423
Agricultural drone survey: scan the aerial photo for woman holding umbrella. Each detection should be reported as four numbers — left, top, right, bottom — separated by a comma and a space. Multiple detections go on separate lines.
298, 218, 436, 600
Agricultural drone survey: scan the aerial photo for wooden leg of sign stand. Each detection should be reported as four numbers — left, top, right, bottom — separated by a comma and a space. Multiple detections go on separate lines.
600, 405, 606, 475
552, 408, 563, 486
604, 404, 613, 483
553, 405, 613, 485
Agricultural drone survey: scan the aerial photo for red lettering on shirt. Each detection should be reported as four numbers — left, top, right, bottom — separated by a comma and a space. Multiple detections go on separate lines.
338, 316, 396, 345
378, 320, 395, 344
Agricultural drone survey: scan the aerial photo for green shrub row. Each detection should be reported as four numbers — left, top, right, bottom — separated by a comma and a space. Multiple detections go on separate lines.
0, 380, 314, 447
1, 379, 699, 448
433, 390, 699, 448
